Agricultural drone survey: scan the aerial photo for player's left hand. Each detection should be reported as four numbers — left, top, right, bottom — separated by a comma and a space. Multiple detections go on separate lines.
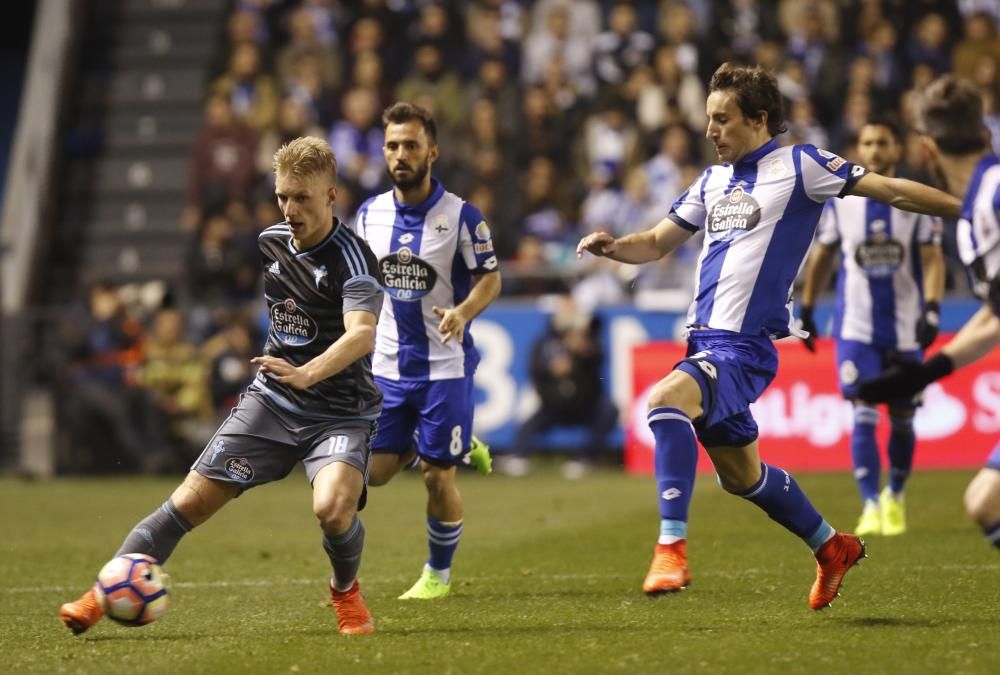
856, 352, 954, 402
433, 306, 466, 344
251, 355, 314, 389
915, 301, 940, 349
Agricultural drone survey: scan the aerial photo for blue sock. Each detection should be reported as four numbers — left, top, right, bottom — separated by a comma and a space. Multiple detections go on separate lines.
887, 413, 915, 494
851, 404, 881, 503
985, 522, 1000, 551
426, 517, 462, 578
648, 407, 698, 540
736, 463, 833, 551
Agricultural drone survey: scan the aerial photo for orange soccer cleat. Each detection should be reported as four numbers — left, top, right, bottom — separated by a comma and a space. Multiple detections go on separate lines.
330, 580, 375, 635
59, 586, 105, 635
810, 532, 866, 610
642, 540, 691, 596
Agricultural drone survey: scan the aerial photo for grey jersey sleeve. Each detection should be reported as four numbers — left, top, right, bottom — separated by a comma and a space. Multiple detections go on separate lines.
343, 276, 383, 315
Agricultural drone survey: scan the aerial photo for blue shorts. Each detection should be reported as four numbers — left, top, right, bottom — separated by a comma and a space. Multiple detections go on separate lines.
674, 330, 778, 449
372, 376, 474, 466
987, 441, 1000, 471
835, 339, 922, 408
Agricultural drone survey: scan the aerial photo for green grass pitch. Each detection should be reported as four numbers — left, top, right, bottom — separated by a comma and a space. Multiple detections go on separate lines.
1, 467, 998, 674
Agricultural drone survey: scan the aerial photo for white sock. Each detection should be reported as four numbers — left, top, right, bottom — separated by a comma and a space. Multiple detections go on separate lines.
427, 563, 451, 585
657, 535, 683, 545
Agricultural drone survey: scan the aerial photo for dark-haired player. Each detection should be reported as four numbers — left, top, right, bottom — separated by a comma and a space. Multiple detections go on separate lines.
799, 118, 945, 537
354, 102, 501, 600
859, 75, 1000, 553
578, 63, 960, 608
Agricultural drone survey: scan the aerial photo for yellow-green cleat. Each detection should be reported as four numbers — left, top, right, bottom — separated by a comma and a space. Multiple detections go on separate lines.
398, 567, 451, 600
880, 488, 906, 535
466, 435, 493, 475
855, 502, 882, 537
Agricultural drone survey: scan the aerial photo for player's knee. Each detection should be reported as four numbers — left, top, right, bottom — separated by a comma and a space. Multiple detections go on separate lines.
964, 474, 1000, 527
313, 491, 357, 534
421, 464, 456, 497
169, 471, 234, 526
646, 377, 701, 419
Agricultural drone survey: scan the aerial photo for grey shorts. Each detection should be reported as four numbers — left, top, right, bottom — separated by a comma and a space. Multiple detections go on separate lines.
192, 389, 373, 494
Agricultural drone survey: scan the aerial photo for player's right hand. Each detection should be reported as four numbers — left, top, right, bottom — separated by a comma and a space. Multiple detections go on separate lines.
798, 306, 817, 353
576, 232, 617, 259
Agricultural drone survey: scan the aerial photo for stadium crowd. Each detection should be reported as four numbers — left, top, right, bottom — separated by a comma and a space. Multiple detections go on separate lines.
61, 0, 1000, 471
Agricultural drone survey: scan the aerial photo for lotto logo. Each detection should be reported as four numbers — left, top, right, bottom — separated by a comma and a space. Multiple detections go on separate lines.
661, 488, 682, 501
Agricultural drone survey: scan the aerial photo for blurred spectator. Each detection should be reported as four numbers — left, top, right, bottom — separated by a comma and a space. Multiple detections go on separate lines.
580, 93, 641, 187
786, 98, 830, 148
634, 44, 707, 134
954, 11, 1000, 80
182, 94, 259, 232
593, 1, 655, 94
522, 2, 595, 97
328, 86, 385, 199
644, 123, 692, 213
201, 314, 257, 414
256, 95, 327, 176
510, 302, 618, 479
211, 43, 279, 134
407, 2, 465, 66
185, 214, 259, 307
465, 2, 521, 78
513, 85, 570, 166
137, 308, 214, 461
396, 41, 467, 136
907, 13, 953, 74
60, 283, 172, 473
284, 53, 337, 127
465, 56, 521, 140
346, 49, 393, 110
515, 155, 577, 256
709, 0, 783, 65
275, 6, 342, 92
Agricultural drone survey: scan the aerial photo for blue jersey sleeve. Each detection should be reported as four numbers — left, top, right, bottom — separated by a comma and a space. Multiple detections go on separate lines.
667, 167, 712, 232
459, 202, 499, 273
799, 145, 867, 202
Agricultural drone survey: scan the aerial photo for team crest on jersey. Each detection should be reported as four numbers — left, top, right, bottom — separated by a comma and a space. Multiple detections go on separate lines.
430, 214, 451, 234
270, 298, 318, 346
766, 158, 787, 179
708, 187, 761, 239
380, 248, 438, 301
855, 230, 903, 278
313, 264, 328, 289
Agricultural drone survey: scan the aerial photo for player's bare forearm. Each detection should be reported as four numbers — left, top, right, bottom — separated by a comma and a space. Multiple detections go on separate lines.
456, 270, 501, 322
920, 244, 945, 303
801, 244, 838, 307
941, 305, 1000, 369
850, 173, 961, 219
576, 217, 692, 264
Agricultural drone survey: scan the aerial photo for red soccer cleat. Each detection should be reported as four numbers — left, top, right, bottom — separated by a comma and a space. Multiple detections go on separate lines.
810, 533, 866, 610
59, 586, 105, 635
642, 540, 691, 596
330, 580, 375, 635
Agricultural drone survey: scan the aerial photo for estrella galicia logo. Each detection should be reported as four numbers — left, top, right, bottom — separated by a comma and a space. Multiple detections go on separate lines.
379, 247, 438, 301
855, 233, 903, 278
708, 186, 761, 240
225, 457, 254, 482
270, 298, 318, 346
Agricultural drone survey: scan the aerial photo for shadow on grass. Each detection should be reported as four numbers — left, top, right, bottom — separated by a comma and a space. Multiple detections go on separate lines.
832, 616, 936, 628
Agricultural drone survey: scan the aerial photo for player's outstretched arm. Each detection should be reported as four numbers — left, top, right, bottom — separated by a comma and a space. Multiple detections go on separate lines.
576, 217, 694, 264
252, 310, 377, 389
857, 304, 1000, 403
916, 242, 946, 348
848, 172, 961, 219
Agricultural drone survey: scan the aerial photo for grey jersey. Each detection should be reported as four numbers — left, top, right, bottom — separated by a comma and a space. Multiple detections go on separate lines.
254, 220, 383, 419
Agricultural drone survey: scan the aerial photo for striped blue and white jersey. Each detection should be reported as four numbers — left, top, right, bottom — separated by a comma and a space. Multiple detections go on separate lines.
354, 179, 499, 381
956, 154, 1000, 295
668, 140, 867, 339
817, 195, 941, 350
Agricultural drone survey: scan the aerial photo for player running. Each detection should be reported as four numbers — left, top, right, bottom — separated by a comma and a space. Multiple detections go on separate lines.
859, 75, 1000, 553
577, 63, 961, 608
799, 117, 945, 536
60, 137, 383, 635
354, 102, 501, 600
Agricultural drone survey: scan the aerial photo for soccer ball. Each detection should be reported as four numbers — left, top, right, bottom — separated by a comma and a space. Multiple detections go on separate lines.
94, 554, 170, 626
